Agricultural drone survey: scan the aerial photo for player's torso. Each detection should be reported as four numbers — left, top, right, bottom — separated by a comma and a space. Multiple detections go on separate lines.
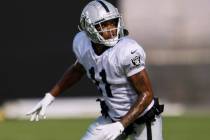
73, 32, 138, 120
83, 44, 128, 95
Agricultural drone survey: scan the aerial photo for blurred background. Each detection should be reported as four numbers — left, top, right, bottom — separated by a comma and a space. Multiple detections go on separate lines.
120, 0, 210, 113
1, 0, 210, 139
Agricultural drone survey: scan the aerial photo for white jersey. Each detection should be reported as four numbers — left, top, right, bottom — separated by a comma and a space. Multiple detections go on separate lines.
73, 31, 153, 121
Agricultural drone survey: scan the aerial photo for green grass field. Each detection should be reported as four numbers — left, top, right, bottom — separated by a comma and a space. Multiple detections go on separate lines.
0, 116, 209, 140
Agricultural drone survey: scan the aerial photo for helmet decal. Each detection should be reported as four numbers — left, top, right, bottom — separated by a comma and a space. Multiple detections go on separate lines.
96, 0, 110, 12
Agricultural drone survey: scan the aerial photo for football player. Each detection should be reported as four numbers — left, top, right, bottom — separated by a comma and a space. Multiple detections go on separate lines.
27, 0, 164, 140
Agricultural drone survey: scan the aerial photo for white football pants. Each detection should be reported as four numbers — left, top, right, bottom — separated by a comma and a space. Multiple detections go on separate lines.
81, 115, 163, 140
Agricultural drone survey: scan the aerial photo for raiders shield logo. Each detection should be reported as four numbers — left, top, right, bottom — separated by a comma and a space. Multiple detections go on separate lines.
131, 56, 141, 66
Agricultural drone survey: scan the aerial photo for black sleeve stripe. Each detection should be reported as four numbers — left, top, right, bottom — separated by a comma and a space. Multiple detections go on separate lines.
97, 0, 110, 12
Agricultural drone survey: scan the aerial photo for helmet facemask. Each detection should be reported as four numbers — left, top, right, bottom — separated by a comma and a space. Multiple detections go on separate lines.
93, 17, 122, 46
80, 14, 124, 47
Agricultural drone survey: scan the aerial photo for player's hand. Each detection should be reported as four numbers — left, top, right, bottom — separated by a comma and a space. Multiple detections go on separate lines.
95, 121, 124, 140
26, 93, 55, 121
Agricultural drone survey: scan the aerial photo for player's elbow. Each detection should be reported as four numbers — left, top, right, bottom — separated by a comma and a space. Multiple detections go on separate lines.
141, 90, 154, 105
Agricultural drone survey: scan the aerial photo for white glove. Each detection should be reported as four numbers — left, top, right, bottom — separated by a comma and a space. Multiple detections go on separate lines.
26, 93, 55, 121
95, 121, 124, 140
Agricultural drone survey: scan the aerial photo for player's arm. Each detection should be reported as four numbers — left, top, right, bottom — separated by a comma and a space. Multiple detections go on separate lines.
50, 60, 86, 97
26, 60, 86, 121
94, 68, 153, 138
120, 68, 154, 128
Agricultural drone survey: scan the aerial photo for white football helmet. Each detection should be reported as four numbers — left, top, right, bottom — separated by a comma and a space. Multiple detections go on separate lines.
79, 0, 124, 47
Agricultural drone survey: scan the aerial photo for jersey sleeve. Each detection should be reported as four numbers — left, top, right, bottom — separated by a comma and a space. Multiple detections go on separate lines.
119, 40, 146, 77
72, 32, 87, 65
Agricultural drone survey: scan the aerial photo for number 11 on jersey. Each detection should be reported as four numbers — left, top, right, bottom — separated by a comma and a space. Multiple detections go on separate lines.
89, 67, 113, 97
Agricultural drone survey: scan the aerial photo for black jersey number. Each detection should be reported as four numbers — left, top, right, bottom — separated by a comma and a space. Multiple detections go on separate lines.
89, 67, 113, 97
